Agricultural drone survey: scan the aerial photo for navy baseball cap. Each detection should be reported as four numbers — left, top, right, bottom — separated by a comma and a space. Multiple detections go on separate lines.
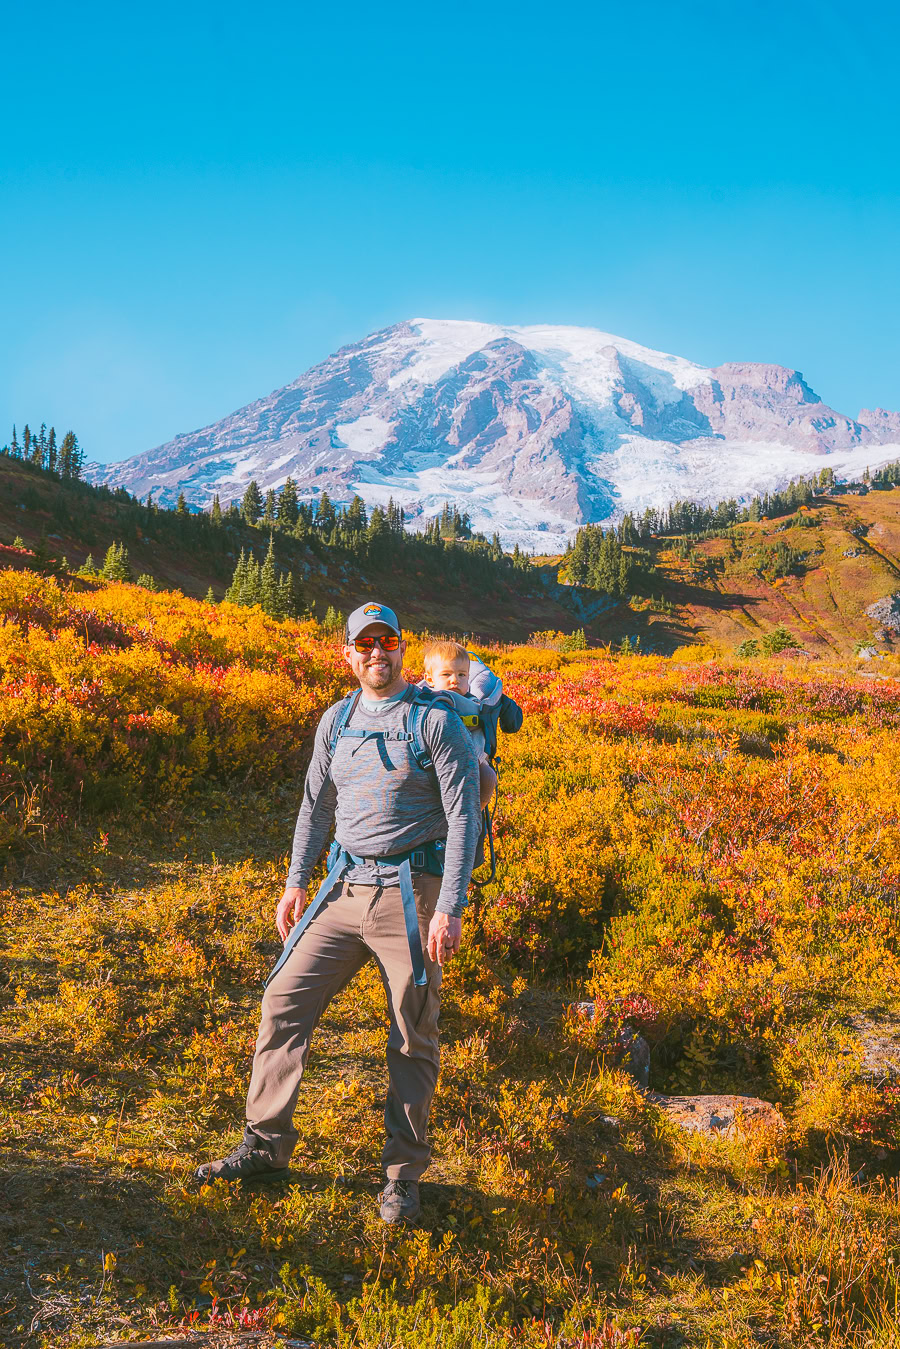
345, 602, 402, 642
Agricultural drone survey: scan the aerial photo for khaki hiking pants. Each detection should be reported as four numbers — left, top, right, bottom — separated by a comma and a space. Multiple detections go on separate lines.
244, 874, 443, 1180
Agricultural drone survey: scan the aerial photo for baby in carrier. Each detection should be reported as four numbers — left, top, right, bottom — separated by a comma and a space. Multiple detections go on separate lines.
421, 640, 523, 809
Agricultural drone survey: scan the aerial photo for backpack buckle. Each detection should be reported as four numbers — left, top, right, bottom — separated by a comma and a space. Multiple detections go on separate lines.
412, 849, 425, 869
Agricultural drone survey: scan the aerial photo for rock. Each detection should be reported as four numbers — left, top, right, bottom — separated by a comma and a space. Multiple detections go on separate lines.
844, 1010, 900, 1083
568, 1002, 651, 1088
867, 593, 900, 634
651, 1092, 785, 1138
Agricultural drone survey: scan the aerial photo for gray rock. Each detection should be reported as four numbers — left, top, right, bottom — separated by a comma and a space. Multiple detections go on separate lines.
568, 1001, 651, 1088
844, 1010, 900, 1083
867, 593, 900, 634
651, 1092, 785, 1138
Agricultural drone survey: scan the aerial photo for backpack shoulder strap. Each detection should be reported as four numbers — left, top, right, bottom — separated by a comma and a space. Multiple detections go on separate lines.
328, 688, 362, 755
405, 684, 456, 770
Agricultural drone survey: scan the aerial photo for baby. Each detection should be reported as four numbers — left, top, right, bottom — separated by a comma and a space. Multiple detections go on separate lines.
422, 639, 499, 809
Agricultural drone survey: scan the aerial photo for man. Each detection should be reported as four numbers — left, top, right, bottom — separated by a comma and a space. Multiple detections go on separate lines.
196, 601, 481, 1224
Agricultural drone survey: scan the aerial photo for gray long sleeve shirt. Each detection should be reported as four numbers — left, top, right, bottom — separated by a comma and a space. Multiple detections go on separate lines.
286, 684, 481, 916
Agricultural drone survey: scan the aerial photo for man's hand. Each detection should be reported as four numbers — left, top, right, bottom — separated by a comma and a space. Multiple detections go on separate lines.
276, 886, 307, 941
427, 912, 462, 967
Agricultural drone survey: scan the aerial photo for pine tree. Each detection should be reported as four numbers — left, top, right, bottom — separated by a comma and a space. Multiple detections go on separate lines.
205, 586, 216, 603
46, 427, 57, 473
243, 556, 262, 606
59, 431, 83, 479
316, 491, 337, 533
10, 426, 19, 458
277, 477, 300, 528
80, 554, 97, 575
345, 494, 367, 533
101, 542, 132, 581
260, 536, 280, 617
225, 549, 249, 603
210, 493, 223, 525
176, 492, 188, 515
241, 480, 263, 525
262, 488, 277, 528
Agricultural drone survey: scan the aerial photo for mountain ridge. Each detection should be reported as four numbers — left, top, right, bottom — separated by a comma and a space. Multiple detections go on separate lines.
88, 319, 900, 548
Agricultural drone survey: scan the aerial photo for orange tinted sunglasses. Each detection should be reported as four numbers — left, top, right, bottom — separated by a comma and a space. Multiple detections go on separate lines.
352, 633, 401, 652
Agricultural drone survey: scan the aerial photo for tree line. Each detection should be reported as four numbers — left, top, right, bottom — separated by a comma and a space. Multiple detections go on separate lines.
2, 423, 85, 478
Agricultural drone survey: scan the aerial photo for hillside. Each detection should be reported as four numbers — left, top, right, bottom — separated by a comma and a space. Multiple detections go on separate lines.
0, 456, 602, 644
643, 485, 900, 657
1, 571, 899, 1347
5, 452, 900, 658
84, 318, 900, 550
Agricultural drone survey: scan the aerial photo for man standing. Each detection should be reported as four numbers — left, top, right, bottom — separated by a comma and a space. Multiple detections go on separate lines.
196, 602, 481, 1224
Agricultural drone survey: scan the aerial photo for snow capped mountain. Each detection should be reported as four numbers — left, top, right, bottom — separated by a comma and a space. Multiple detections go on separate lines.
88, 319, 900, 549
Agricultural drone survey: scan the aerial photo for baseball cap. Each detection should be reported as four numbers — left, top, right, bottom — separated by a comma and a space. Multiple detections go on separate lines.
345, 601, 402, 642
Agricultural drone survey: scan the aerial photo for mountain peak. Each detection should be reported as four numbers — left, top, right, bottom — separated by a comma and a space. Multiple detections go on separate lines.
88, 319, 900, 549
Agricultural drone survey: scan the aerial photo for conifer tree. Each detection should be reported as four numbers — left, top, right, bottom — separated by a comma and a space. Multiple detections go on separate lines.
262, 488, 277, 528
101, 542, 132, 581
225, 549, 249, 603
260, 536, 280, 616
277, 477, 300, 528
59, 431, 83, 479
46, 427, 57, 473
205, 585, 216, 603
241, 480, 263, 525
345, 494, 367, 533
316, 491, 337, 533
176, 492, 188, 515
10, 426, 19, 458
210, 494, 223, 525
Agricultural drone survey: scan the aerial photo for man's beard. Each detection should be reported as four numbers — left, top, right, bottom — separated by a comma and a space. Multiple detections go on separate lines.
360, 658, 396, 691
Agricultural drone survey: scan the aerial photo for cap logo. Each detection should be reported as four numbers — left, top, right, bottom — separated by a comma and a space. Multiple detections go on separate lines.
363, 604, 382, 615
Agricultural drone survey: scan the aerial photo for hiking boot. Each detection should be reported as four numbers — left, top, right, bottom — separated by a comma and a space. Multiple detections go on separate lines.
194, 1138, 289, 1186
378, 1178, 421, 1224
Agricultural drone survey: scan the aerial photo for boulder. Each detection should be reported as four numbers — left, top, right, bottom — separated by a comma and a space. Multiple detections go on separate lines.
650, 1092, 785, 1138
866, 593, 900, 634
844, 1010, 900, 1084
568, 1001, 651, 1088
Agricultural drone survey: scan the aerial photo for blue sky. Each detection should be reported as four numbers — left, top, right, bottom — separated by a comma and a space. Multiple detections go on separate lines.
3, 0, 899, 465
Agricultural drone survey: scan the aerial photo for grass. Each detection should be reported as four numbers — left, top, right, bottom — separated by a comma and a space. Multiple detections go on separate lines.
2, 572, 900, 1346
3, 788, 900, 1348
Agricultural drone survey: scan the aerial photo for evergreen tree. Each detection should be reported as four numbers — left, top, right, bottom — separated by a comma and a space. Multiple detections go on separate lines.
210, 493, 223, 526
241, 480, 263, 525
176, 492, 188, 515
225, 549, 249, 603
262, 488, 277, 527
260, 536, 281, 616
345, 494, 367, 532
316, 491, 337, 533
205, 585, 216, 603
101, 542, 132, 581
277, 477, 300, 528
59, 431, 83, 479
46, 427, 57, 473
10, 426, 19, 458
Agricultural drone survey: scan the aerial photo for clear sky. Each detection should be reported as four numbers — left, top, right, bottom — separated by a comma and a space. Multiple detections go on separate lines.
3, 0, 899, 465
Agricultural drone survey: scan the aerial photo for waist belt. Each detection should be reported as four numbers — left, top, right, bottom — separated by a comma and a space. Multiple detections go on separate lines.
265, 838, 446, 989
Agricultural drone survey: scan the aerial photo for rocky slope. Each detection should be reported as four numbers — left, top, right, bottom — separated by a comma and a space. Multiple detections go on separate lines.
89, 319, 900, 549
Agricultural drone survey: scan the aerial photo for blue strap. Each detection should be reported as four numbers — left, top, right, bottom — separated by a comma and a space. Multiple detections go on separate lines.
264, 847, 348, 988
397, 857, 428, 987
266, 844, 432, 989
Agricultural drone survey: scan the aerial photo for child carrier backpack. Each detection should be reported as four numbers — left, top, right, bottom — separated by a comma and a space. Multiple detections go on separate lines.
465, 654, 524, 886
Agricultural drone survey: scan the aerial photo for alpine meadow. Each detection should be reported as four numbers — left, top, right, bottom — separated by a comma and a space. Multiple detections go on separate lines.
2, 556, 900, 1348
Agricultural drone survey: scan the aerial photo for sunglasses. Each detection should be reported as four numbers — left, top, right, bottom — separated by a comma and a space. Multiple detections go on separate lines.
351, 633, 401, 653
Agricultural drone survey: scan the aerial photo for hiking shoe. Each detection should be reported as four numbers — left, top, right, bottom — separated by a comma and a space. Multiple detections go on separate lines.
194, 1138, 288, 1186
378, 1179, 421, 1224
